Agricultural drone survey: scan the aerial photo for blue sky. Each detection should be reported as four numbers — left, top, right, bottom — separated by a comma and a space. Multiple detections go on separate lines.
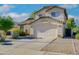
0, 4, 79, 24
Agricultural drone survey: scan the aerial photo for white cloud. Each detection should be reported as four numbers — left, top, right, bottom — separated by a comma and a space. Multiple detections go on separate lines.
68, 15, 75, 18
6, 13, 30, 22
0, 5, 30, 22
0, 4, 14, 15
60, 4, 78, 9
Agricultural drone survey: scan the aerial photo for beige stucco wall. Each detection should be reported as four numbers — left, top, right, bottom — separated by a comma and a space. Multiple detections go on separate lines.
57, 25, 64, 37
31, 17, 64, 38
32, 17, 63, 26
23, 25, 31, 35
23, 17, 64, 38
47, 8, 66, 22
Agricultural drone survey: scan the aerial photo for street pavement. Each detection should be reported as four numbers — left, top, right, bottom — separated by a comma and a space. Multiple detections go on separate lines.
0, 38, 79, 55
0, 38, 57, 55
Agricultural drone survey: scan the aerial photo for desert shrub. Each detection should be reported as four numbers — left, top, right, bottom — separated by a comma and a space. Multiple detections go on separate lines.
75, 33, 79, 40
0, 37, 5, 42
12, 29, 19, 39
0, 30, 6, 42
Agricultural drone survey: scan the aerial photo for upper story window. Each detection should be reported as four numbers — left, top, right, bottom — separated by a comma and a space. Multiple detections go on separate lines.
51, 11, 60, 17
39, 14, 45, 17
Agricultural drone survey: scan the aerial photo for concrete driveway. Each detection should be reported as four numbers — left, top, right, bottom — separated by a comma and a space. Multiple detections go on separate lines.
41, 38, 79, 55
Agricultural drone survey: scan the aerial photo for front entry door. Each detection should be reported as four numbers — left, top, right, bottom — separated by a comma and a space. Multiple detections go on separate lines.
65, 29, 71, 37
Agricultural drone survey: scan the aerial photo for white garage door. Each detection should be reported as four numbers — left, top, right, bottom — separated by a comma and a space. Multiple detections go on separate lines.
33, 23, 58, 39
36, 29, 57, 39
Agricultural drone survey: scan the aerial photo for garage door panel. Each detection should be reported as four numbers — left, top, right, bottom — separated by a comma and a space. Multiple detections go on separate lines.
36, 28, 57, 39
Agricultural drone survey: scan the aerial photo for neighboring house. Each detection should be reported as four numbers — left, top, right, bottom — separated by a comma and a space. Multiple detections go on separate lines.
20, 6, 68, 39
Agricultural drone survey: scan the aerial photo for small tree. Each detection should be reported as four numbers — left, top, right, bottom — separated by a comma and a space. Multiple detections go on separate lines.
66, 18, 75, 29
0, 16, 14, 32
0, 16, 14, 41
72, 26, 79, 33
66, 18, 79, 39
30, 10, 37, 18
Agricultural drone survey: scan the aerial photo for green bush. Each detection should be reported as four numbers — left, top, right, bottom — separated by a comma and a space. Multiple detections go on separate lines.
0, 38, 5, 42
19, 31, 26, 36
75, 33, 79, 40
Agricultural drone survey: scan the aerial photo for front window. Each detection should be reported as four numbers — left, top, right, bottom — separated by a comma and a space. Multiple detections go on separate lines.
39, 14, 45, 17
51, 11, 60, 17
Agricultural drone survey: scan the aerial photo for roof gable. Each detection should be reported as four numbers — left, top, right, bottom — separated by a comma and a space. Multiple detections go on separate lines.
21, 6, 68, 25
34, 6, 65, 14
32, 6, 68, 19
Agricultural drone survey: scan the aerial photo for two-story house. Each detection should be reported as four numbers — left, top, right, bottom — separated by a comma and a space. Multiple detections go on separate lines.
21, 6, 68, 39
